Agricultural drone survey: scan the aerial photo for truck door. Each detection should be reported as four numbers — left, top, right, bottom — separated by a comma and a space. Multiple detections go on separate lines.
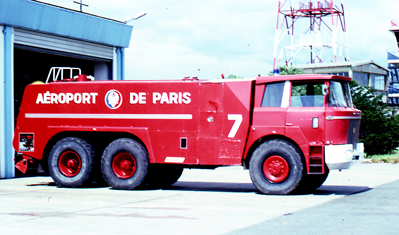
252, 81, 288, 133
197, 80, 252, 165
197, 82, 224, 164
285, 81, 326, 172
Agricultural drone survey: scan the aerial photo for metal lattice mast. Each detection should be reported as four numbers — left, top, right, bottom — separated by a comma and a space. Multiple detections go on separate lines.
273, 0, 349, 71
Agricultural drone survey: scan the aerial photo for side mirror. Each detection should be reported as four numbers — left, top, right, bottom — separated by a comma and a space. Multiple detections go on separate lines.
322, 84, 328, 96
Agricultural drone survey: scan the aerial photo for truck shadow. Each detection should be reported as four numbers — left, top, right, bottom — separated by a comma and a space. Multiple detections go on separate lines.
169, 181, 258, 193
167, 181, 372, 196
314, 185, 371, 195
25, 179, 371, 195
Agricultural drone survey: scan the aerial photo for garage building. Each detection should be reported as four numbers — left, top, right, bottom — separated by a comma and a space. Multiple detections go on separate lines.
0, 0, 133, 178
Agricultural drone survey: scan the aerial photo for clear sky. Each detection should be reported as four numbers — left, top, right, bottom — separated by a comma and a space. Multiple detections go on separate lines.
39, 0, 399, 80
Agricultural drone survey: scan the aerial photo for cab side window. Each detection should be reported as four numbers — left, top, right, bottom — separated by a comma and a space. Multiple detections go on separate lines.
291, 82, 324, 107
261, 82, 285, 107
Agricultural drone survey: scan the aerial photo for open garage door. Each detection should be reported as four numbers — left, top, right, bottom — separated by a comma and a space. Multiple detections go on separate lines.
13, 47, 113, 116
14, 28, 114, 83
14, 28, 114, 60
13, 29, 115, 126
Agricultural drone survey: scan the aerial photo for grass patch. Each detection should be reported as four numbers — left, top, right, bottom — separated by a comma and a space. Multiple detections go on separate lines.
367, 151, 399, 163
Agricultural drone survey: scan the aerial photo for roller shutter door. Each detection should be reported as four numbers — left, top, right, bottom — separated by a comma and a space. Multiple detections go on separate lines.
14, 28, 114, 60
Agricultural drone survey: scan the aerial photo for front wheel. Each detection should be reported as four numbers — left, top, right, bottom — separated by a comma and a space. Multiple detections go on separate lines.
48, 137, 96, 187
249, 140, 303, 195
101, 138, 149, 190
296, 167, 330, 193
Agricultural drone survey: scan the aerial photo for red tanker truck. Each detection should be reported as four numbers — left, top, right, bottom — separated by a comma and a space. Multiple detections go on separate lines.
13, 67, 364, 195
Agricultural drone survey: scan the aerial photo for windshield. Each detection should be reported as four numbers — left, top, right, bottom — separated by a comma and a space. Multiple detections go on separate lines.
328, 81, 353, 108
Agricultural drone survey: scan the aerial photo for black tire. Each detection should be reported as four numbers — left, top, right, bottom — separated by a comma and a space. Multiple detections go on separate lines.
101, 138, 149, 190
296, 167, 330, 193
249, 139, 303, 195
48, 137, 97, 187
141, 164, 184, 189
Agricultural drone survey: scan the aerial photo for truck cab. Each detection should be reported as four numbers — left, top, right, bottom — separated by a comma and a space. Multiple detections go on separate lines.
244, 74, 363, 194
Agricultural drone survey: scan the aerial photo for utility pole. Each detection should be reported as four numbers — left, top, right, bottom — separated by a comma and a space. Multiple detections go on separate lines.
73, 0, 88, 12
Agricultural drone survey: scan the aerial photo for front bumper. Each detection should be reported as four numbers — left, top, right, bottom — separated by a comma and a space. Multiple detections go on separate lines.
325, 143, 364, 170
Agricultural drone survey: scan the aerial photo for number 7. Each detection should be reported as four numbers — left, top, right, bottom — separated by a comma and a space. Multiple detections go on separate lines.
228, 114, 243, 138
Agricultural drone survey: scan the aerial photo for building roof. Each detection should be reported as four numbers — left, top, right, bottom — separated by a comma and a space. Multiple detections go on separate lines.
297, 60, 387, 70
0, 0, 133, 48
389, 24, 399, 48
296, 60, 389, 75
388, 22, 399, 68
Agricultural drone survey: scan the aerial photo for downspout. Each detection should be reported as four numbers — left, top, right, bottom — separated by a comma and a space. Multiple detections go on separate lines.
1, 25, 15, 178
115, 47, 125, 80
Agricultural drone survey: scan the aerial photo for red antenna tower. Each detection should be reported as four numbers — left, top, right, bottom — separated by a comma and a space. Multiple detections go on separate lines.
273, 0, 349, 71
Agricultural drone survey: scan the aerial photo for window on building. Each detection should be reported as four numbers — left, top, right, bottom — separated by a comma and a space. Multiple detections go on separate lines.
353, 72, 368, 86
328, 72, 349, 77
372, 75, 385, 91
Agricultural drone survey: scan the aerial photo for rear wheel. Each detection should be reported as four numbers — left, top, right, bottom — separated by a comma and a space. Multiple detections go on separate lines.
249, 139, 303, 195
101, 138, 148, 190
48, 137, 96, 187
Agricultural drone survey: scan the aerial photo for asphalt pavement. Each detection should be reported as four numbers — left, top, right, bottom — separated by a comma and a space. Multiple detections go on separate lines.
0, 163, 398, 235
228, 178, 399, 235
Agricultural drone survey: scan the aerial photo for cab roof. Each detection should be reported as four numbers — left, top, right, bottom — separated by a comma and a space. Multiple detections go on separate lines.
255, 74, 352, 84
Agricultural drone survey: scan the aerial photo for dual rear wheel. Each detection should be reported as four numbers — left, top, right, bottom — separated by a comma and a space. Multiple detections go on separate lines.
48, 137, 97, 187
48, 137, 182, 189
100, 138, 183, 189
100, 138, 148, 190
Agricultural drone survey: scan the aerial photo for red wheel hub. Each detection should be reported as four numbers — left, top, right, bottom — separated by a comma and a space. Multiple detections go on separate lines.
263, 155, 289, 183
58, 151, 82, 177
112, 152, 136, 179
